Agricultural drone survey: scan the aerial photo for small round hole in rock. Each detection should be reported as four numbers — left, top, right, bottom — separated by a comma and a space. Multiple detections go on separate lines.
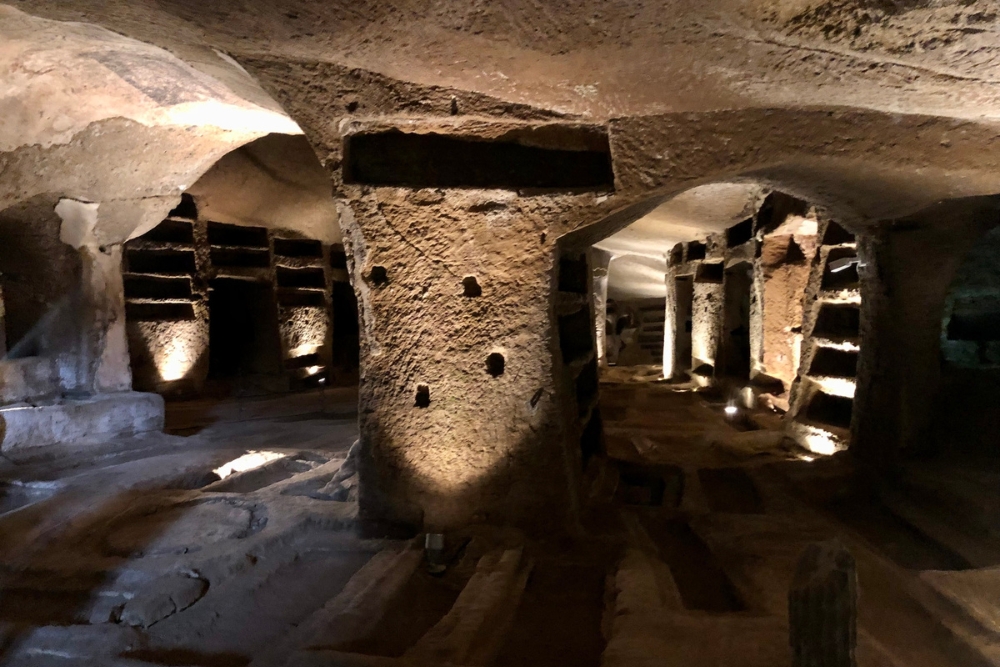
415, 385, 430, 408
368, 265, 388, 287
462, 276, 482, 298
486, 353, 505, 378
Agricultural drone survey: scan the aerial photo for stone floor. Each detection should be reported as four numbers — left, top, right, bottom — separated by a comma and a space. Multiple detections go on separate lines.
0, 381, 996, 666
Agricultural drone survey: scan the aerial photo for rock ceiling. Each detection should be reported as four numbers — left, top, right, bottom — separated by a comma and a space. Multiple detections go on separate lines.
5, 0, 1000, 293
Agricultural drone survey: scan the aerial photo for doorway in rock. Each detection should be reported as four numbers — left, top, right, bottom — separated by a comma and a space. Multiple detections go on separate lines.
720, 262, 752, 382
207, 278, 283, 395
936, 223, 1000, 461
330, 281, 361, 386
673, 275, 694, 377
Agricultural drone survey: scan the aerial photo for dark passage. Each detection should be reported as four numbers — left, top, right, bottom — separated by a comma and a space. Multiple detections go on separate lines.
495, 556, 612, 667
344, 129, 614, 190
640, 515, 744, 612
674, 275, 694, 374
721, 262, 752, 380
208, 278, 282, 383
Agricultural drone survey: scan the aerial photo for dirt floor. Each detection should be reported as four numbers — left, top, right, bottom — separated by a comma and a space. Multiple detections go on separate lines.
0, 380, 997, 666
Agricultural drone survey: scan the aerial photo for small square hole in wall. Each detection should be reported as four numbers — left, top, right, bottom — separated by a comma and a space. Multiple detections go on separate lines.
726, 218, 753, 248
486, 352, 505, 377
368, 266, 388, 287
695, 262, 724, 284
686, 241, 707, 261
463, 276, 482, 297
415, 385, 430, 408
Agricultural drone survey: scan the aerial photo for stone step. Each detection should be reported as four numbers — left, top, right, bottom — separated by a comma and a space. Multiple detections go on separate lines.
0, 392, 164, 459
880, 489, 1000, 569
250, 546, 422, 667
286, 548, 533, 667
899, 569, 1000, 666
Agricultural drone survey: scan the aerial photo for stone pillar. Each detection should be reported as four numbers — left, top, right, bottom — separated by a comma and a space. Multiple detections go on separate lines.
340, 191, 606, 533
692, 277, 725, 377
789, 540, 857, 667
663, 265, 676, 377
81, 244, 132, 393
589, 248, 613, 367
54, 199, 131, 394
756, 217, 818, 411
853, 198, 1000, 465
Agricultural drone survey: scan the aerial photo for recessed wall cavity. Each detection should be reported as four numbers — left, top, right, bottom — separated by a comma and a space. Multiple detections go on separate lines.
559, 256, 589, 294
726, 218, 754, 248
462, 276, 482, 297
415, 384, 431, 408
124, 212, 359, 396
687, 242, 707, 262
720, 262, 753, 381
343, 127, 614, 190
368, 266, 388, 287
486, 352, 506, 378
559, 308, 594, 363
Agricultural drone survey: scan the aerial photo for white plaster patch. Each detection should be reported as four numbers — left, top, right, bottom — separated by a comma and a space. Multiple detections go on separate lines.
55, 198, 99, 248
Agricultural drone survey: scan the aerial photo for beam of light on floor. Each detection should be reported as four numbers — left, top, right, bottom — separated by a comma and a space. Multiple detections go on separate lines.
213, 451, 285, 479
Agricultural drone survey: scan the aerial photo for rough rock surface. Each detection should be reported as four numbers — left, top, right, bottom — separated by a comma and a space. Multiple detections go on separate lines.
119, 572, 209, 628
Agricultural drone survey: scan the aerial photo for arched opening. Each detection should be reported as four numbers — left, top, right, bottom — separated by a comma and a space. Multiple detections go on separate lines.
556, 182, 871, 503
6, 4, 1000, 665
719, 261, 752, 383
122, 133, 361, 411
937, 223, 1000, 461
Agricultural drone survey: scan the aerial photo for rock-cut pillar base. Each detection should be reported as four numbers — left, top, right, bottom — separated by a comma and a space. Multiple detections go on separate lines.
789, 539, 857, 667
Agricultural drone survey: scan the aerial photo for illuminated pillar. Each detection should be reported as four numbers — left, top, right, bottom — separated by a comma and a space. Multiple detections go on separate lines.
340, 193, 604, 532
590, 248, 612, 367
663, 258, 676, 378
55, 199, 132, 393
80, 244, 132, 392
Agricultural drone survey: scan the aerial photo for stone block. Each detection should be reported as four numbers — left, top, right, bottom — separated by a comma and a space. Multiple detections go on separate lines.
0, 391, 164, 455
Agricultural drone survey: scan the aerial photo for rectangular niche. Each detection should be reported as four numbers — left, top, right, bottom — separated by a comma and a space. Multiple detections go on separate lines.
276, 267, 326, 289
207, 221, 269, 248
559, 307, 594, 363
125, 301, 196, 321
579, 408, 603, 470
277, 289, 326, 308
558, 255, 589, 294
210, 248, 270, 268
726, 218, 753, 248
813, 304, 860, 340
126, 249, 196, 275
821, 248, 860, 291
695, 262, 724, 284
687, 241, 707, 261
343, 127, 614, 190
124, 275, 192, 300
142, 219, 194, 244
808, 347, 859, 378
284, 352, 321, 369
947, 310, 1000, 341
329, 246, 348, 270
804, 391, 853, 430
575, 357, 599, 416
274, 238, 323, 258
